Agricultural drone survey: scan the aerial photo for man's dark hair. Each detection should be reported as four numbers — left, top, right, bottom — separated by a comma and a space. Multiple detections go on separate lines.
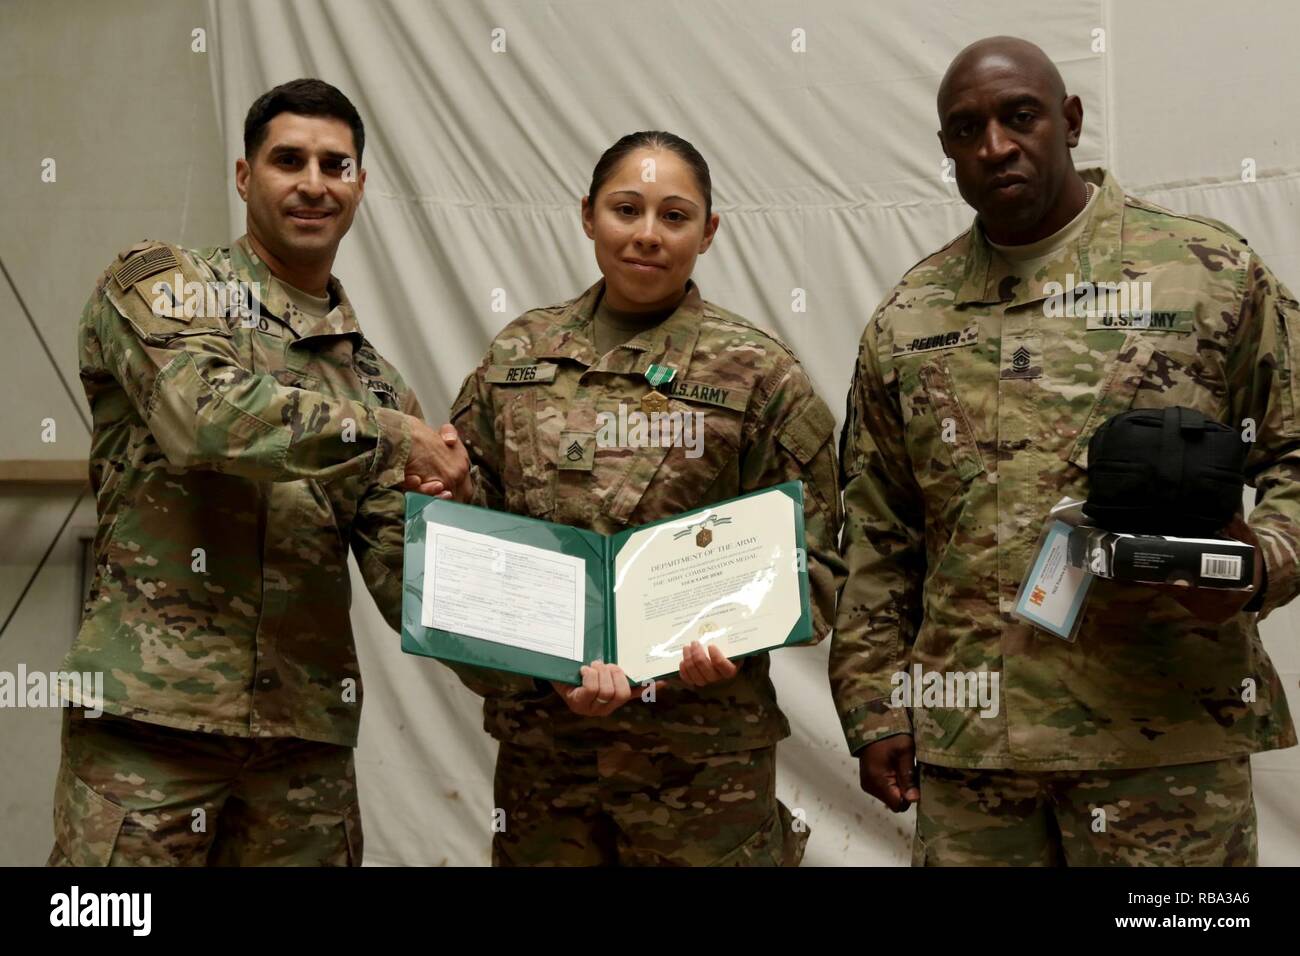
588, 131, 713, 217
243, 78, 365, 163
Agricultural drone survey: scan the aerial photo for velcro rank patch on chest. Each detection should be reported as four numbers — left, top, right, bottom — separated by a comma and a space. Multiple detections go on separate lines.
486, 363, 558, 384
557, 430, 596, 471
893, 324, 980, 356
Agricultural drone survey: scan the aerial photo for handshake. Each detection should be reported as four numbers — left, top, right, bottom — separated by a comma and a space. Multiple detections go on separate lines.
400, 417, 474, 502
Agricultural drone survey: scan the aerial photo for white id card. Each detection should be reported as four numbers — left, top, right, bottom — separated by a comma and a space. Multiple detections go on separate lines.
1012, 519, 1094, 641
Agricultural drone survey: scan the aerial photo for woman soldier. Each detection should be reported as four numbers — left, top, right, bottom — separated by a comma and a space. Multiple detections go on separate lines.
414, 131, 845, 866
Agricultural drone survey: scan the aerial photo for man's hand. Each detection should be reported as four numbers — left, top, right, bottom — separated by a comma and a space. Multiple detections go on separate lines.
549, 661, 665, 717
677, 640, 739, 688
402, 420, 472, 502
858, 733, 920, 812
1154, 515, 1266, 623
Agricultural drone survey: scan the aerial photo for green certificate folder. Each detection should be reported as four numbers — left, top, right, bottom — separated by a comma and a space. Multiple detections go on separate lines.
401, 481, 812, 685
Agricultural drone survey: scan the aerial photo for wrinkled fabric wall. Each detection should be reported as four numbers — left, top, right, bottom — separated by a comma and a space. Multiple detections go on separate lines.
206, 0, 1300, 865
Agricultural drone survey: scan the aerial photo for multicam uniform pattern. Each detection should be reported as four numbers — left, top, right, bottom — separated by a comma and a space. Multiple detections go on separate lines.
48, 712, 361, 867
832, 168, 1298, 770
52, 236, 419, 864
451, 279, 846, 865
912, 757, 1257, 866
492, 742, 805, 867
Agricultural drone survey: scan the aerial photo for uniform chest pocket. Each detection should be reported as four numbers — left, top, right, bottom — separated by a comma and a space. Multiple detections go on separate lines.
277, 338, 390, 408
602, 399, 744, 526
1065, 332, 1164, 469
500, 386, 564, 518
898, 358, 985, 504
1067, 334, 1233, 469
272, 367, 321, 392
1134, 345, 1229, 419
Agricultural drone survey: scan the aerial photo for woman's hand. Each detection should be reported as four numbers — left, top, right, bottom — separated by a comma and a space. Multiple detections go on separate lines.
550, 661, 662, 717
677, 640, 739, 688
547, 644, 738, 714
403, 422, 473, 502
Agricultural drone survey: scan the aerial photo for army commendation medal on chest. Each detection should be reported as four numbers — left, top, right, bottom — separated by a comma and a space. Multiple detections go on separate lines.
400, 481, 814, 685
640, 362, 676, 414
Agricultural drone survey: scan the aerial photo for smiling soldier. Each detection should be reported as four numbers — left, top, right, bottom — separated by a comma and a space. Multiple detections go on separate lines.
49, 79, 472, 866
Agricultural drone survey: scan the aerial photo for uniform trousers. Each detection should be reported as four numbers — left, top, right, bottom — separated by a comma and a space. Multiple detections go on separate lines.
912, 758, 1256, 866
491, 740, 806, 866
47, 710, 361, 866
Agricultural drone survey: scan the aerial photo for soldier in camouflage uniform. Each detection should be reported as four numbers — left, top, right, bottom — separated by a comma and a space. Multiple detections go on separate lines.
431, 132, 846, 866
831, 37, 1298, 865
49, 79, 470, 866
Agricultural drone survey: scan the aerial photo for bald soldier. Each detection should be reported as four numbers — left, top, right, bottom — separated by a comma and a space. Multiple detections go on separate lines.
831, 37, 1298, 865
49, 79, 471, 866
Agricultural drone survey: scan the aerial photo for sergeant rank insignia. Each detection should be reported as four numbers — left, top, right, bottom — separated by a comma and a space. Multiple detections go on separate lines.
557, 430, 595, 471
1000, 336, 1042, 380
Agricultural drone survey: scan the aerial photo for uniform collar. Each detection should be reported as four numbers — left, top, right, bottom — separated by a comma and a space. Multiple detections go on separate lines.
231, 235, 363, 341
536, 278, 705, 379
954, 167, 1123, 307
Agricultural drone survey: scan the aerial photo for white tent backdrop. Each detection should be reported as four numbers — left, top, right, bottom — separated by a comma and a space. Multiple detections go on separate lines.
206, 0, 1300, 865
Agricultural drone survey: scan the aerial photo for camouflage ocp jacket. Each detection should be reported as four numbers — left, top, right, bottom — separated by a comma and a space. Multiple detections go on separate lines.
450, 279, 847, 755
831, 168, 1299, 771
65, 237, 416, 747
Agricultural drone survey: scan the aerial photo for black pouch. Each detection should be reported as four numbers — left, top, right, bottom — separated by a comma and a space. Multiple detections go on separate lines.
1082, 406, 1246, 536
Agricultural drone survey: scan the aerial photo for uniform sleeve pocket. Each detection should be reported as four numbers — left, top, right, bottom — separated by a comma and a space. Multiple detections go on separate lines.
449, 372, 477, 424
776, 399, 839, 517
52, 762, 127, 867
1279, 298, 1300, 438
104, 278, 232, 346
777, 399, 836, 464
